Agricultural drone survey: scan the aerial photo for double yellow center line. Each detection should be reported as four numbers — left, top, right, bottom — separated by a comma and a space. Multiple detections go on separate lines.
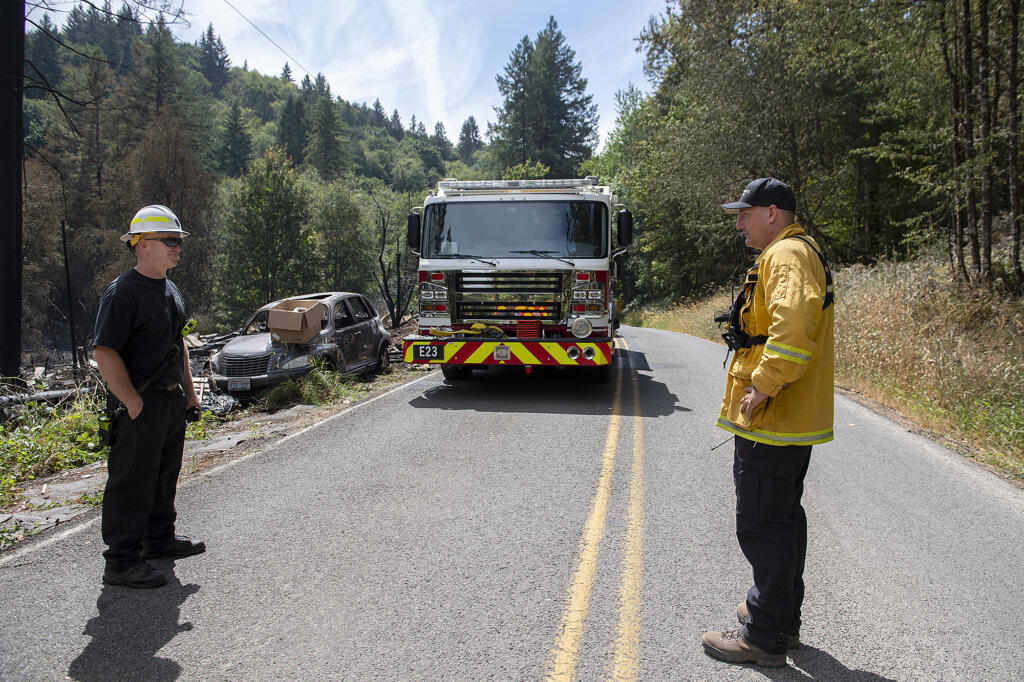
546, 338, 645, 680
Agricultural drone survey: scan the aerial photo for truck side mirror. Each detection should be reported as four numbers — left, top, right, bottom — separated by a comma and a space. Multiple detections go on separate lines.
407, 213, 421, 251
617, 210, 633, 246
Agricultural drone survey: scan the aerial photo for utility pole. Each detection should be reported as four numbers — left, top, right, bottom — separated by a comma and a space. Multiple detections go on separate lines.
0, 1, 25, 382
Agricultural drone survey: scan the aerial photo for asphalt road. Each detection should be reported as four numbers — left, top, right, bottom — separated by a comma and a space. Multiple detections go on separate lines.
1, 326, 1022, 681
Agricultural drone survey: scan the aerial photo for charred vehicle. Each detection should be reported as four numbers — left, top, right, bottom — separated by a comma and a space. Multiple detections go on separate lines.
210, 292, 390, 395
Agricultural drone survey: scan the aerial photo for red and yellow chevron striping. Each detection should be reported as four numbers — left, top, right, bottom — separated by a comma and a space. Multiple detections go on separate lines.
403, 339, 612, 366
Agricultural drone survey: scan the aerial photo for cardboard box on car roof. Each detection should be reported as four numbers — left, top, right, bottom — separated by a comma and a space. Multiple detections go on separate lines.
267, 299, 326, 344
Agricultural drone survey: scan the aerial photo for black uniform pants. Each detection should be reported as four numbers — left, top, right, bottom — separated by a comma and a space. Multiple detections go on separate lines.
733, 436, 812, 654
102, 387, 186, 569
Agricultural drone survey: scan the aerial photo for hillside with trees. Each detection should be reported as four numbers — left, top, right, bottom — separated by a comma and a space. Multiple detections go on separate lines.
10, 1, 1024, 371
587, 0, 1022, 306
14, 5, 599, 364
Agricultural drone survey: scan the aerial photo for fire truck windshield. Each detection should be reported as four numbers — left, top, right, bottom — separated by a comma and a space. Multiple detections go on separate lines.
422, 201, 608, 259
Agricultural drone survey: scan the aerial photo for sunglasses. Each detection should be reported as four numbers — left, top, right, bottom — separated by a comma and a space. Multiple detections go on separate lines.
143, 237, 184, 248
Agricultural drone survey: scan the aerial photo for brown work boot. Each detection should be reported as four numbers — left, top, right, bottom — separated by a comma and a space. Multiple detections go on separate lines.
736, 600, 801, 649
702, 628, 787, 668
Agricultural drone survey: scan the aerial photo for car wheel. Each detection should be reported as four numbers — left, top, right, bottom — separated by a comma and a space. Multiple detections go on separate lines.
375, 345, 390, 373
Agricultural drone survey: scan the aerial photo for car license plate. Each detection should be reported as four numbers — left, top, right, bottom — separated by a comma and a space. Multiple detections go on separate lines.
493, 345, 511, 361
228, 377, 251, 391
414, 344, 441, 360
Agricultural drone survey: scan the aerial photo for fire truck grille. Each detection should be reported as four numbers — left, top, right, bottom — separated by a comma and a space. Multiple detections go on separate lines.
455, 272, 563, 294
222, 354, 271, 377
453, 272, 564, 322
456, 302, 560, 321
517, 321, 541, 337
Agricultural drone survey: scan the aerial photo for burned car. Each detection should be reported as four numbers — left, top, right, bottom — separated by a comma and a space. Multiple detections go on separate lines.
209, 292, 391, 395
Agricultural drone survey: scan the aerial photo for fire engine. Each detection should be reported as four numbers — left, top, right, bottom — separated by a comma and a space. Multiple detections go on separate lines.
402, 177, 633, 382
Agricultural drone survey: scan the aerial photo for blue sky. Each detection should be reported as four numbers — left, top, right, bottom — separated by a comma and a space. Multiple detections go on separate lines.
31, 0, 669, 149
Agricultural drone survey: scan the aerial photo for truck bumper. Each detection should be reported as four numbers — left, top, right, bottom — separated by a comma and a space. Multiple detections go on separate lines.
402, 336, 613, 366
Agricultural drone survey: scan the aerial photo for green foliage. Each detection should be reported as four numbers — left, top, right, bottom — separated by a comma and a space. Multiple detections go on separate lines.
305, 96, 345, 178
198, 24, 230, 96
0, 396, 108, 507
594, 0, 963, 305
491, 16, 598, 178
456, 116, 483, 164
185, 410, 216, 441
502, 159, 550, 180
219, 100, 252, 177
214, 147, 312, 326
78, 491, 104, 507
263, 364, 365, 408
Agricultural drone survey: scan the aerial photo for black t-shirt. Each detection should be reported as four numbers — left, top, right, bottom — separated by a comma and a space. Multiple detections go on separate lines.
93, 268, 186, 388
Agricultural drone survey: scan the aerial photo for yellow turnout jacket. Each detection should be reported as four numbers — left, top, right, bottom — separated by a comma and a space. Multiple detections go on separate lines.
717, 223, 835, 446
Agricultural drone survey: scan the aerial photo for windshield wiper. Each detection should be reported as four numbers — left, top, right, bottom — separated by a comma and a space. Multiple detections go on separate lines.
451, 253, 497, 266
510, 249, 576, 266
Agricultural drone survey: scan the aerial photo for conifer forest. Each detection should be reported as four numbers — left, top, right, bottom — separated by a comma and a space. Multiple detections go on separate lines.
6, 0, 1024, 377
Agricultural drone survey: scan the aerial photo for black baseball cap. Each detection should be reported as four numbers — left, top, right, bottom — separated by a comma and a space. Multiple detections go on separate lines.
721, 177, 796, 213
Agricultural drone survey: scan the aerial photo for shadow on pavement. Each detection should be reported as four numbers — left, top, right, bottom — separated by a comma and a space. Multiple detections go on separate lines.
758, 645, 898, 681
68, 569, 200, 681
409, 363, 689, 418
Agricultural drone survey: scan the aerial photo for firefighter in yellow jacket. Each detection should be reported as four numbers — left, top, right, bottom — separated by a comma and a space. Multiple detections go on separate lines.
702, 178, 835, 668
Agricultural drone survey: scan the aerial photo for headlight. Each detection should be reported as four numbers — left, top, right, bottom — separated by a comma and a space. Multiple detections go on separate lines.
210, 352, 221, 373
571, 318, 593, 338
281, 355, 311, 370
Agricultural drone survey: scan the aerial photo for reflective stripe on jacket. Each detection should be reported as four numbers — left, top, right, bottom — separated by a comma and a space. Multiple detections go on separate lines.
717, 224, 835, 446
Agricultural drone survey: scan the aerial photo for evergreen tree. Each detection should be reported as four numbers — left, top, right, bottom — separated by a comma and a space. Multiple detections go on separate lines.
112, 4, 142, 76
388, 109, 404, 139
198, 24, 230, 96
129, 15, 181, 116
313, 73, 330, 97
431, 122, 455, 161
220, 100, 251, 177
491, 17, 598, 177
457, 116, 482, 163
492, 36, 534, 168
408, 114, 419, 136
277, 94, 306, 166
300, 74, 314, 102
25, 15, 62, 99
281, 62, 293, 83
372, 98, 387, 126
305, 95, 343, 177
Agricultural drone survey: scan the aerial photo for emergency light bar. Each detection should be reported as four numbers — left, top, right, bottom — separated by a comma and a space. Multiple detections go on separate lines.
437, 177, 600, 191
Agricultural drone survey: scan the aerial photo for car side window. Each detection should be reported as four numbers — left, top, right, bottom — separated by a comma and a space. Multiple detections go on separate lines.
334, 302, 354, 328
350, 298, 371, 323
245, 310, 268, 335
359, 297, 379, 318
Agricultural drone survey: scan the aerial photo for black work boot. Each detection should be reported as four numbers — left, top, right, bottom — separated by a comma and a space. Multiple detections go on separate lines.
102, 561, 168, 589
141, 535, 206, 560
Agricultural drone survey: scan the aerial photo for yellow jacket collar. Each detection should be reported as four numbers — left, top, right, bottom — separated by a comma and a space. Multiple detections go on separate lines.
756, 223, 805, 264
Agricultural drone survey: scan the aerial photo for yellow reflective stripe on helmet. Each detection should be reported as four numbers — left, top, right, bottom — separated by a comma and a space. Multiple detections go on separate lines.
131, 215, 174, 225
715, 418, 833, 446
764, 340, 812, 365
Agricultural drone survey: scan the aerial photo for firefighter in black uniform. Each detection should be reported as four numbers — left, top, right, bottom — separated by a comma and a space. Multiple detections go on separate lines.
93, 204, 205, 589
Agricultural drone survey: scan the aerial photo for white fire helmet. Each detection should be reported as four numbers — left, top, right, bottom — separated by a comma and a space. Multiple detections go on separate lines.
120, 204, 190, 244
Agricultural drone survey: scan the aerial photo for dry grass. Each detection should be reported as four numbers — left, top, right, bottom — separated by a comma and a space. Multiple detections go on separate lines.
629, 256, 1024, 482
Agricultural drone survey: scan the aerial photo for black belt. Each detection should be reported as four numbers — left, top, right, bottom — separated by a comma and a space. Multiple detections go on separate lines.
146, 384, 180, 392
